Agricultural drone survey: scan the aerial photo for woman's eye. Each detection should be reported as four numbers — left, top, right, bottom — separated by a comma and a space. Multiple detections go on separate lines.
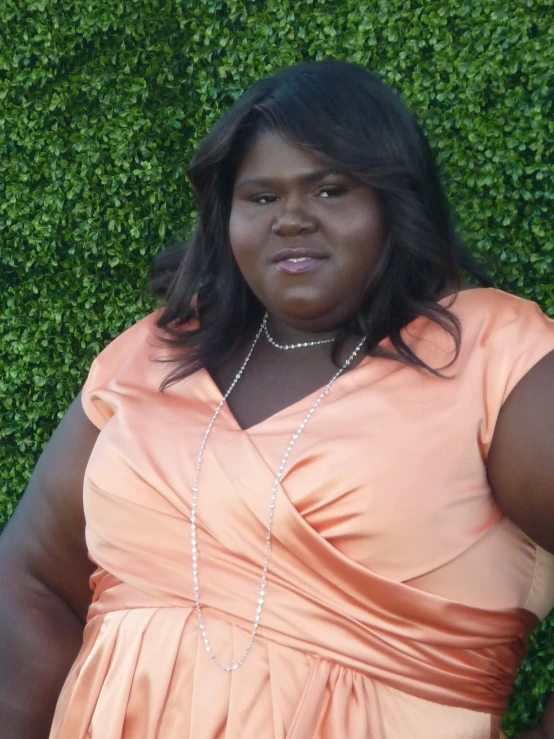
251, 194, 277, 205
248, 186, 348, 204
318, 185, 349, 199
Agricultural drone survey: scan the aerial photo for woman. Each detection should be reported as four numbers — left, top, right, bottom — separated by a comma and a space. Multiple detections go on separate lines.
0, 60, 553, 739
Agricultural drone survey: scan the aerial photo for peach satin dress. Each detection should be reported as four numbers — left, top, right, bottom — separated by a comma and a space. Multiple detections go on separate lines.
50, 289, 554, 739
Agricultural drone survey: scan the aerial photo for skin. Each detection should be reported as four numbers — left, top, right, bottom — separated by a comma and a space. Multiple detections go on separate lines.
230, 131, 385, 335
223, 130, 554, 733
0, 130, 552, 737
213, 130, 386, 430
0, 396, 99, 737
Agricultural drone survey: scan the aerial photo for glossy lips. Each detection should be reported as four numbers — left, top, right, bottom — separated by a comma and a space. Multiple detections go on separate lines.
272, 248, 327, 275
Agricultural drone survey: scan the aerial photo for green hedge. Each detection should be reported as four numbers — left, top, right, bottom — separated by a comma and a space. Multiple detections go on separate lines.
0, 0, 552, 734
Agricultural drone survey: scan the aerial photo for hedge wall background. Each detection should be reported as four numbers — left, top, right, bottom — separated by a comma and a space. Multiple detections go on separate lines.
1, 0, 552, 734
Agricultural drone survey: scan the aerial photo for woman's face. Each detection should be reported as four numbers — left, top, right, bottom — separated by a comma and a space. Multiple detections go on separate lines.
229, 130, 385, 333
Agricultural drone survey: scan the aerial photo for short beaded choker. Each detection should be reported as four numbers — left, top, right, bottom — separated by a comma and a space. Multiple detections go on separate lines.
263, 320, 336, 350
191, 311, 366, 672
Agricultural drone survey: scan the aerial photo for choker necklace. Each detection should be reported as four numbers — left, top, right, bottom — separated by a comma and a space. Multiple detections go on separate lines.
191, 311, 366, 672
263, 316, 336, 350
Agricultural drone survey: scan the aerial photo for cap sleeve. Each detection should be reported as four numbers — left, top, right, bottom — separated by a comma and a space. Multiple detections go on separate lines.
80, 309, 163, 430
81, 355, 113, 429
477, 292, 554, 458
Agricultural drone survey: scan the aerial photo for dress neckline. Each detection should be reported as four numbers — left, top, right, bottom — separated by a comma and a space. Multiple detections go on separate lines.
202, 354, 374, 433
201, 288, 486, 432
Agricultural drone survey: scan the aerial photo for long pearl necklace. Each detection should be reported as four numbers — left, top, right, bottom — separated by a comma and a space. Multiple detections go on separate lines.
191, 312, 366, 672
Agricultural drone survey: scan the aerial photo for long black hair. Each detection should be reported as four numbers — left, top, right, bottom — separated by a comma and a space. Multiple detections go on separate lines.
147, 59, 492, 391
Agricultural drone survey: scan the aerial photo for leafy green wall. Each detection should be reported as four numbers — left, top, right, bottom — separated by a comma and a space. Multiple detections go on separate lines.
0, 1, 552, 733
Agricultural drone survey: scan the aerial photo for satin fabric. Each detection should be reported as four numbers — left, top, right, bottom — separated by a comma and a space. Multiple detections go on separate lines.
50, 288, 554, 738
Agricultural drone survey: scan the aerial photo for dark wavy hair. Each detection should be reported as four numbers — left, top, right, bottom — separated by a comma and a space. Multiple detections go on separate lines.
147, 59, 492, 391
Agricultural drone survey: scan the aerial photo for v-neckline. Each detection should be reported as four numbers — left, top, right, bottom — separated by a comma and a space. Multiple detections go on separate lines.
199, 288, 484, 433
202, 355, 373, 434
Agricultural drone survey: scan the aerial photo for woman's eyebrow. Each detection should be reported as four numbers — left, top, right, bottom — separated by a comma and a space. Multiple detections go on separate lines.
234, 168, 343, 191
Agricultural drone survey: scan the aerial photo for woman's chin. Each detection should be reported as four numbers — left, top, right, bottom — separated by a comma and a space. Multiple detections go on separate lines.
267, 298, 350, 331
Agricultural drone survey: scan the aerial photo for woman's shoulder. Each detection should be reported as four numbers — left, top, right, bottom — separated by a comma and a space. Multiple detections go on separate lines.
445, 287, 554, 383
117, 306, 166, 342
446, 286, 553, 336
85, 307, 166, 375
448, 285, 545, 313
404, 287, 554, 380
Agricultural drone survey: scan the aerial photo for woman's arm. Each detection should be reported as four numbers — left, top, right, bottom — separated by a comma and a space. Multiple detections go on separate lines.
488, 350, 554, 552
0, 395, 100, 738
488, 349, 554, 738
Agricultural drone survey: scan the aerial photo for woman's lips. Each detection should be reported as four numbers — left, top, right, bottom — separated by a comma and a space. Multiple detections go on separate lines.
272, 249, 328, 275
275, 256, 326, 274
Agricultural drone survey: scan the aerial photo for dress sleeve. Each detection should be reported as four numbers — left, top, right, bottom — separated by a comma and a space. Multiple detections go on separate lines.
80, 354, 115, 429
80, 309, 163, 430
478, 292, 554, 458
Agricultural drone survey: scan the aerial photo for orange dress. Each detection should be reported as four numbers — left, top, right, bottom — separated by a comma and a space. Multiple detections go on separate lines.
50, 288, 554, 739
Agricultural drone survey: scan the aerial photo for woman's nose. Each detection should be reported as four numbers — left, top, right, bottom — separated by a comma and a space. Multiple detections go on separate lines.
271, 199, 317, 236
